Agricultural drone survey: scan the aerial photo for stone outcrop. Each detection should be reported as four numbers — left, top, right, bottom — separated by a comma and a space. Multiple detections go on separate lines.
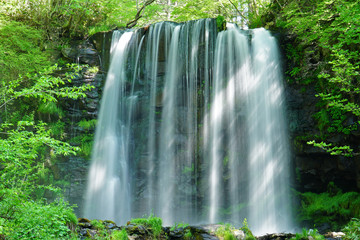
75, 219, 299, 240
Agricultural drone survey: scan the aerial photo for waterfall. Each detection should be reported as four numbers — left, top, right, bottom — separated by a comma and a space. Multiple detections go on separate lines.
247, 28, 292, 234
84, 31, 134, 222
84, 19, 293, 235
209, 24, 250, 224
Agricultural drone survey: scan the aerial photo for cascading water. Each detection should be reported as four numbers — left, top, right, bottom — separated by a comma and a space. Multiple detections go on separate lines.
84, 19, 293, 235
247, 28, 292, 234
84, 31, 134, 223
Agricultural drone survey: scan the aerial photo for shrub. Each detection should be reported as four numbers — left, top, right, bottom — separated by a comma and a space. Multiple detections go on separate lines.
6, 199, 77, 240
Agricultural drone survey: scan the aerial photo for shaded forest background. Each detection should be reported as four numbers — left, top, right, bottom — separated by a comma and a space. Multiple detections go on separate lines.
0, 0, 359, 239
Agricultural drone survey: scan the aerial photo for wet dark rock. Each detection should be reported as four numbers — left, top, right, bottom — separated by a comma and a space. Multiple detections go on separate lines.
257, 233, 296, 240
125, 223, 148, 235
284, 79, 360, 192
75, 221, 248, 240
61, 40, 100, 66
103, 220, 118, 229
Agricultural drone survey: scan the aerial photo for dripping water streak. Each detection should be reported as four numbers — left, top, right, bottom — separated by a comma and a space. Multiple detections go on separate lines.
158, 25, 181, 225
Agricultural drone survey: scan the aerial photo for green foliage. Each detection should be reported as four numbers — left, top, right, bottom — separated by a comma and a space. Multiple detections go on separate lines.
0, 19, 50, 83
171, 0, 226, 22
72, 119, 97, 158
299, 183, 360, 230
90, 219, 109, 238
111, 228, 128, 240
0, 120, 79, 237
170, 222, 189, 231
216, 15, 226, 32
49, 120, 66, 139
0, 53, 92, 239
171, 222, 192, 239
0, 0, 113, 37
291, 228, 324, 240
130, 214, 163, 239
183, 229, 193, 239
1, 199, 77, 239
343, 218, 360, 240
215, 223, 237, 240
272, 0, 360, 156
307, 140, 353, 157
240, 218, 256, 240
38, 101, 64, 117
79, 119, 97, 131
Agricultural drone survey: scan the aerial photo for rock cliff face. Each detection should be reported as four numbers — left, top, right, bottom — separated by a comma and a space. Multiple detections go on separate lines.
58, 28, 360, 217
57, 39, 105, 215
285, 81, 360, 192
278, 32, 360, 193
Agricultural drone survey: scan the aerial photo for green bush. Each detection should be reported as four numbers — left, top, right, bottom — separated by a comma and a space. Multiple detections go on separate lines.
5, 199, 77, 240
343, 218, 360, 240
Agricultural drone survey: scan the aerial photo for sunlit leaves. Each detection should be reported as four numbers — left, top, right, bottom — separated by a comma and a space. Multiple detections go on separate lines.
278, 0, 360, 156
307, 140, 354, 157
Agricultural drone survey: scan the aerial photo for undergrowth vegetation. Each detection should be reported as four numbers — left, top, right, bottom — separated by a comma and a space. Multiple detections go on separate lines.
291, 228, 324, 240
215, 223, 237, 240
5, 200, 77, 239
342, 218, 360, 240
130, 214, 163, 239
299, 183, 360, 230
0, 11, 93, 239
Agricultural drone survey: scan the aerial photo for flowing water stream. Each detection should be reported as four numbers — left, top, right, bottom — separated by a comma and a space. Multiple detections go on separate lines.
84, 19, 293, 235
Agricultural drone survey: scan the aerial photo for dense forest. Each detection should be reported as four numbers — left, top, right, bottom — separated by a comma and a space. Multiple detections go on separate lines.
0, 0, 359, 239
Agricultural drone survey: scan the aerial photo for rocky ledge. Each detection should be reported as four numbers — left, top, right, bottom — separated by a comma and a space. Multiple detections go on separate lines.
76, 218, 345, 240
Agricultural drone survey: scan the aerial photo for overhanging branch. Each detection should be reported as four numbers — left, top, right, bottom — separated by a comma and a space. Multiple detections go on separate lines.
228, 0, 248, 23
126, 0, 156, 29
